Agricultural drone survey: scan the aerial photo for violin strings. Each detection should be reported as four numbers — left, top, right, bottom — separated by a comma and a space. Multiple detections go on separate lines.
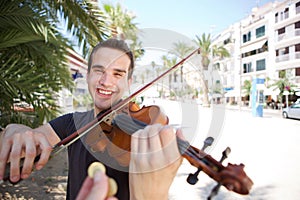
110, 114, 210, 167
113, 114, 147, 134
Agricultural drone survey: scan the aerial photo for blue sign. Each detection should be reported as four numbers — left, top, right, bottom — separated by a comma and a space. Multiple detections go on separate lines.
256, 78, 265, 84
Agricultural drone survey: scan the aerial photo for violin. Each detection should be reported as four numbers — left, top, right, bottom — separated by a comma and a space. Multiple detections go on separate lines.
2, 48, 253, 198
82, 101, 253, 196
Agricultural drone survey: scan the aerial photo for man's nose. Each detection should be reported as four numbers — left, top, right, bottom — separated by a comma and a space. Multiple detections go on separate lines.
99, 73, 113, 86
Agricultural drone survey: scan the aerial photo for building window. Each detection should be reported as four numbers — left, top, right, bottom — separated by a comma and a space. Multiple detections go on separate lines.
275, 12, 279, 23
278, 27, 285, 35
243, 62, 252, 73
224, 38, 231, 45
276, 47, 289, 56
243, 32, 251, 43
296, 2, 300, 14
296, 44, 300, 51
256, 26, 265, 38
296, 67, 300, 76
284, 7, 289, 19
256, 59, 266, 71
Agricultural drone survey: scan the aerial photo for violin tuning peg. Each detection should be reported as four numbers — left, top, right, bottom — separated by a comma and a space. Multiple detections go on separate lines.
219, 147, 231, 163
207, 183, 221, 200
201, 136, 214, 151
186, 167, 201, 185
206, 147, 231, 199
187, 137, 214, 185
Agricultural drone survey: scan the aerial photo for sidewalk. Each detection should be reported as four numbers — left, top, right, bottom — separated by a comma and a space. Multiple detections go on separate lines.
223, 104, 282, 117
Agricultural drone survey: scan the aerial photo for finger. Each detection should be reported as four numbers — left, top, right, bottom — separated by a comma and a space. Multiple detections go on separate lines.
175, 128, 185, 140
137, 127, 148, 154
21, 131, 37, 179
0, 137, 12, 180
9, 134, 22, 183
88, 171, 109, 200
146, 124, 165, 170
159, 126, 181, 163
75, 176, 93, 200
147, 124, 163, 153
159, 126, 176, 148
131, 129, 140, 154
130, 129, 147, 172
34, 133, 52, 170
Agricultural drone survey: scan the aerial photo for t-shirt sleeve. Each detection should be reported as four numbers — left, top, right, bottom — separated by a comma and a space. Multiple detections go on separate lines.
49, 113, 75, 140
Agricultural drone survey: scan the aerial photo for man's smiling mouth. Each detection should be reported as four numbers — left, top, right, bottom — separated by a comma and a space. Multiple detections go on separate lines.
97, 88, 113, 95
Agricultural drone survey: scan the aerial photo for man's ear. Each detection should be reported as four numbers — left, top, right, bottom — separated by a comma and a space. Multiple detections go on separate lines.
127, 77, 133, 86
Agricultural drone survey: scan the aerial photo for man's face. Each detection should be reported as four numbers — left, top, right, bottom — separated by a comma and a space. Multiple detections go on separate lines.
87, 47, 132, 114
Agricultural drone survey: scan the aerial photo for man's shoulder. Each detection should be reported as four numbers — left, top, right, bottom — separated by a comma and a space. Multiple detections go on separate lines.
72, 109, 94, 127
72, 109, 94, 118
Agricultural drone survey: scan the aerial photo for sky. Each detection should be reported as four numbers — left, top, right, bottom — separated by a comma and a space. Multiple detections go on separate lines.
102, 0, 277, 39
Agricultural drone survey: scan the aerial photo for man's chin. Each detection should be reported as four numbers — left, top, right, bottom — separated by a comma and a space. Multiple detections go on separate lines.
94, 101, 112, 111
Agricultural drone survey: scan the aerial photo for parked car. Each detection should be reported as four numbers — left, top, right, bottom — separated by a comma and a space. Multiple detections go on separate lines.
282, 102, 300, 119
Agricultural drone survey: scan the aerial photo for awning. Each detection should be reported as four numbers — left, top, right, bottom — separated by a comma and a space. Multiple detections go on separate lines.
241, 39, 267, 54
264, 86, 280, 96
225, 89, 246, 97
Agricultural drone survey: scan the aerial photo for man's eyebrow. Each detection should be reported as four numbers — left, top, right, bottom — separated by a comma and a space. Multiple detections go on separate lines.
114, 68, 127, 74
91, 64, 104, 69
91, 65, 127, 73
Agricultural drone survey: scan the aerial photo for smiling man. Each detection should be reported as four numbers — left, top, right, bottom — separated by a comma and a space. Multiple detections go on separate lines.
87, 40, 133, 113
0, 38, 182, 200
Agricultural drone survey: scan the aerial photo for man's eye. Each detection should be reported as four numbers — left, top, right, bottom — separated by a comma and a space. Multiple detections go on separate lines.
115, 73, 124, 77
94, 69, 104, 73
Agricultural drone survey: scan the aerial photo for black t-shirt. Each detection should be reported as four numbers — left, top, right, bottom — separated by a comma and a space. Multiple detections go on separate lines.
49, 110, 129, 200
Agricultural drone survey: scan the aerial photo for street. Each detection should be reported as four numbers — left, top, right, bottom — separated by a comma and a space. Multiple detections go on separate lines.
142, 99, 300, 200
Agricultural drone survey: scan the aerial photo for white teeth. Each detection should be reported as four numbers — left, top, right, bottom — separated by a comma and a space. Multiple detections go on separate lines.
98, 89, 112, 95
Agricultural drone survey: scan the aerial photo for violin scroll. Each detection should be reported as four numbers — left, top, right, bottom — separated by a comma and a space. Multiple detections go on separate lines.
219, 163, 253, 195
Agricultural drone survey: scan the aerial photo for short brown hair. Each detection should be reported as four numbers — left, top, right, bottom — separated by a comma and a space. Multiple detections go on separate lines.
87, 39, 135, 79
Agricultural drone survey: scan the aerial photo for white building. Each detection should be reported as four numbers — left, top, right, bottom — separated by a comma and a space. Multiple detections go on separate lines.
212, 0, 300, 106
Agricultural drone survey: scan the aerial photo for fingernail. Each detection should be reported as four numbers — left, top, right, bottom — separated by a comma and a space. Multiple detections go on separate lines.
94, 170, 103, 182
21, 173, 29, 179
11, 176, 19, 182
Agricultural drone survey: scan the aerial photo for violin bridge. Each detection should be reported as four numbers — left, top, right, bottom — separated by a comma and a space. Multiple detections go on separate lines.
102, 112, 116, 126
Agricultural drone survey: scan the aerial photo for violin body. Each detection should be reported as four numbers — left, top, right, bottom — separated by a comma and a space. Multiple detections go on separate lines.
85, 102, 169, 166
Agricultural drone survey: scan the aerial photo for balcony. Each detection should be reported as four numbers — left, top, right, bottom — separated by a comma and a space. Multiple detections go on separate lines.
275, 54, 289, 62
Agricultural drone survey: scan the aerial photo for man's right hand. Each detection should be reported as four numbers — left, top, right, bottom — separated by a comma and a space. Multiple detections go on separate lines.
0, 124, 55, 183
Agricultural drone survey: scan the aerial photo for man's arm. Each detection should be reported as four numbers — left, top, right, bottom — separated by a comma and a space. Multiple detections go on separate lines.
0, 123, 60, 182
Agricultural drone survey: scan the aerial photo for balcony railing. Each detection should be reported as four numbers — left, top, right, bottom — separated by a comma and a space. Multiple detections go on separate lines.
277, 33, 286, 41
295, 29, 300, 36
275, 54, 289, 62
295, 52, 300, 59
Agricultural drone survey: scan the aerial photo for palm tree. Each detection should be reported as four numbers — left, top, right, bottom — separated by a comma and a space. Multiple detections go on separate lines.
270, 76, 297, 107
242, 80, 252, 97
0, 0, 109, 127
41, 0, 109, 57
194, 33, 230, 106
171, 41, 194, 83
161, 55, 177, 98
102, 3, 144, 59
